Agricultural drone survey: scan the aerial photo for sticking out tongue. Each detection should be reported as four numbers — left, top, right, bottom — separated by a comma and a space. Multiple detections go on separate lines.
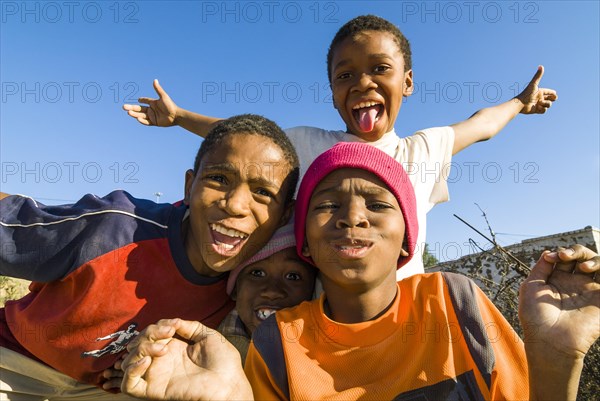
358, 106, 379, 132
212, 230, 243, 248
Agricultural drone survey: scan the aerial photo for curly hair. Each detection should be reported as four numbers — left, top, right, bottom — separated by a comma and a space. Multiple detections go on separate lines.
193, 114, 299, 205
326, 15, 412, 83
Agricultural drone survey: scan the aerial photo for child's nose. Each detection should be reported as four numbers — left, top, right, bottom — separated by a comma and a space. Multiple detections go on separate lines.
260, 280, 286, 299
220, 187, 251, 216
353, 73, 377, 92
336, 205, 369, 229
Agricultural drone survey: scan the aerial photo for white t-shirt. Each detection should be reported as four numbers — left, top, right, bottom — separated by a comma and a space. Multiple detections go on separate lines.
285, 126, 455, 280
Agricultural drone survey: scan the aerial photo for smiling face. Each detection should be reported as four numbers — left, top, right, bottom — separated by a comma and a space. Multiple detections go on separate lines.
330, 31, 413, 141
234, 247, 316, 335
183, 133, 293, 276
303, 168, 404, 291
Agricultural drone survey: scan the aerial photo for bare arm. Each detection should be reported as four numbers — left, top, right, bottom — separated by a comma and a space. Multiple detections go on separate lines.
519, 245, 600, 400
451, 66, 557, 155
123, 79, 223, 138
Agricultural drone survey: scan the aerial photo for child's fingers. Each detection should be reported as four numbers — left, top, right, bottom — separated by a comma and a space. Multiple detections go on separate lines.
529, 65, 544, 86
123, 104, 143, 111
121, 342, 162, 372
124, 340, 169, 365
123, 325, 175, 369
126, 109, 148, 120
153, 79, 168, 99
577, 255, 600, 276
120, 356, 151, 396
126, 320, 176, 353
102, 377, 124, 390
102, 368, 124, 379
528, 250, 555, 282
114, 357, 125, 371
540, 88, 558, 101
543, 245, 599, 275
170, 319, 220, 343
557, 245, 597, 263
137, 97, 156, 105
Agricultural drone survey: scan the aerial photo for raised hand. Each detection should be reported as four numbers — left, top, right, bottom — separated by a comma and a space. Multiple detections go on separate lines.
123, 79, 179, 127
519, 245, 600, 358
120, 319, 253, 401
517, 66, 558, 114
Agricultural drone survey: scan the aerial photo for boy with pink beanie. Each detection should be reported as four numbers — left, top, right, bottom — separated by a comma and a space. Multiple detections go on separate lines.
119, 142, 599, 401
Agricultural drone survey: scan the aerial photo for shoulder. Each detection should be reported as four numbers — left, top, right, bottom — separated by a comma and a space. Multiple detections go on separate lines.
400, 272, 483, 309
402, 126, 455, 144
396, 127, 455, 167
404, 271, 479, 294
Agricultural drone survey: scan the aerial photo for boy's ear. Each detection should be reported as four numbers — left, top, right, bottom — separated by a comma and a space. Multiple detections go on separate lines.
183, 169, 195, 205
403, 69, 414, 97
400, 248, 409, 257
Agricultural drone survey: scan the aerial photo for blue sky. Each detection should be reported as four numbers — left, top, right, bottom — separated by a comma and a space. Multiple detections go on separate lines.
2, 1, 599, 262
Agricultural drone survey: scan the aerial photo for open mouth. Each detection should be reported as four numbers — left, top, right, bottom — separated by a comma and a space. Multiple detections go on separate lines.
210, 223, 249, 256
352, 101, 383, 132
255, 308, 278, 321
334, 239, 373, 259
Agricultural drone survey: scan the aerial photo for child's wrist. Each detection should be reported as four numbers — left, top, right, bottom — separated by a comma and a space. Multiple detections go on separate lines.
513, 95, 526, 112
172, 106, 184, 126
524, 339, 585, 365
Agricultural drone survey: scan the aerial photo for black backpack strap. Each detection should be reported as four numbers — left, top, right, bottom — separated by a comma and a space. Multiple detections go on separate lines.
441, 272, 495, 389
252, 314, 290, 400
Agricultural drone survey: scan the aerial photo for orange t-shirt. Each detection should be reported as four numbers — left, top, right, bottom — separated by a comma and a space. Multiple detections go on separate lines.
246, 272, 528, 400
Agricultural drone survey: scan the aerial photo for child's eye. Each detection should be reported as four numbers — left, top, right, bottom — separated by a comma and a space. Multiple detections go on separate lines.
315, 202, 338, 210
368, 202, 392, 211
206, 174, 227, 184
249, 269, 266, 278
374, 65, 390, 73
255, 188, 275, 199
285, 272, 302, 281
336, 72, 351, 80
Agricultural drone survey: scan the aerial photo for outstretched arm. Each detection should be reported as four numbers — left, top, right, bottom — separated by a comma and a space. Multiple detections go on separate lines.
519, 245, 600, 401
119, 318, 253, 401
123, 79, 222, 138
451, 66, 558, 155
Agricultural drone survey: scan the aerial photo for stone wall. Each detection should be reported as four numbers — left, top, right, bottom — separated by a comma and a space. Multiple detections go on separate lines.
430, 226, 599, 278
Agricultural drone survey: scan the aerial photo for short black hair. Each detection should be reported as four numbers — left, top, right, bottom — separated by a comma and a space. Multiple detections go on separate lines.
193, 114, 300, 206
326, 15, 412, 83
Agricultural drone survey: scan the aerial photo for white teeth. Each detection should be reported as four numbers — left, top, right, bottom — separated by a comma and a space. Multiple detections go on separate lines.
215, 241, 234, 250
340, 245, 364, 250
210, 224, 248, 238
256, 309, 276, 320
353, 101, 381, 110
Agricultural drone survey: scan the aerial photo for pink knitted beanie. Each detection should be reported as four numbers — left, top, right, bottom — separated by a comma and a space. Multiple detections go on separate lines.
294, 142, 418, 269
226, 223, 296, 295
